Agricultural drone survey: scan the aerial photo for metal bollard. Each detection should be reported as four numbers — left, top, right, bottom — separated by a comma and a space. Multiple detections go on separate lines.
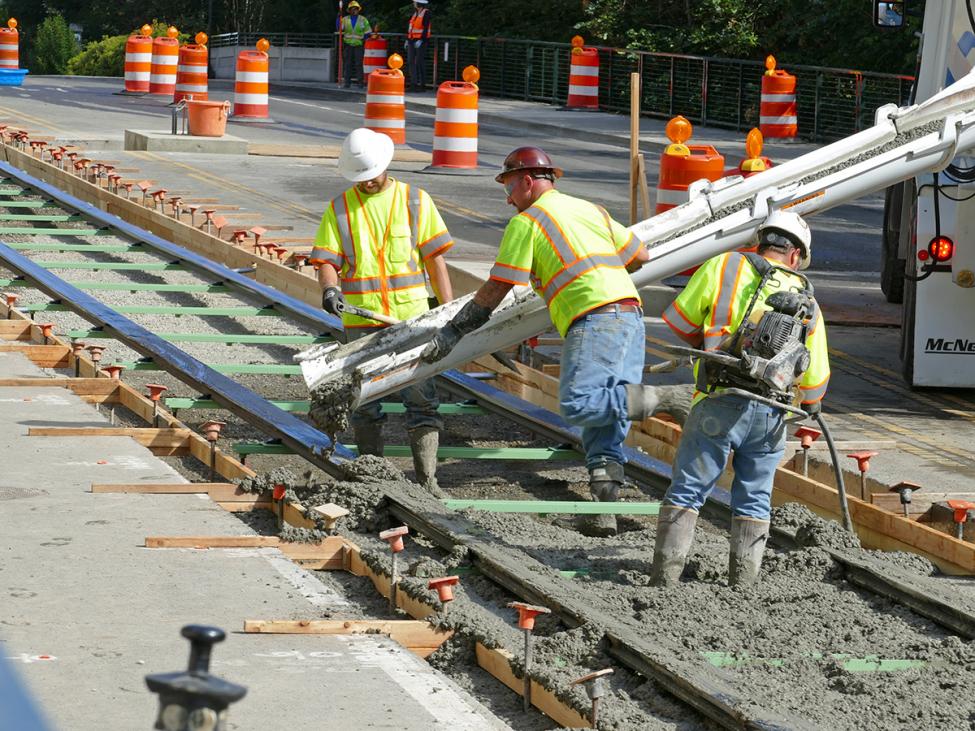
145, 625, 247, 731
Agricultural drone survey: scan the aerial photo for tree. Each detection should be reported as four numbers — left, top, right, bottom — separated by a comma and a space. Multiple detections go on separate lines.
32, 13, 77, 74
66, 33, 126, 76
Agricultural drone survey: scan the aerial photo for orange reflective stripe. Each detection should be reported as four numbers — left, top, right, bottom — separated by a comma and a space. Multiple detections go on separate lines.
662, 300, 698, 337
800, 374, 829, 403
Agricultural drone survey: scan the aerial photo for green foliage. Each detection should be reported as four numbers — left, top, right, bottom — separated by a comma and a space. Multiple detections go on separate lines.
32, 13, 78, 74
66, 33, 126, 76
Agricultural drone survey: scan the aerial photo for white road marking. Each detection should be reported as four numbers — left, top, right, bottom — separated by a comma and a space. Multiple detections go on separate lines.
263, 551, 351, 607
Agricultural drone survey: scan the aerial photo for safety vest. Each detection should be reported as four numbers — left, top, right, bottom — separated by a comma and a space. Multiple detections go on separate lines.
310, 179, 453, 327
489, 190, 643, 337
341, 15, 371, 45
662, 251, 830, 405
407, 9, 429, 40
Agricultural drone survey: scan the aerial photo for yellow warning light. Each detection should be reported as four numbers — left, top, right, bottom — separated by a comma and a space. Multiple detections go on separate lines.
141, 24, 152, 36
256, 37, 270, 53
462, 65, 480, 84
664, 115, 692, 156
571, 35, 584, 47
7, 18, 16, 30
765, 54, 777, 76
167, 26, 179, 39
388, 53, 404, 71
196, 32, 208, 46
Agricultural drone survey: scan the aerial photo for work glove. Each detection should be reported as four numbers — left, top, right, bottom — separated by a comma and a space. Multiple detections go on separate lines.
420, 300, 492, 364
322, 286, 345, 317
801, 400, 822, 417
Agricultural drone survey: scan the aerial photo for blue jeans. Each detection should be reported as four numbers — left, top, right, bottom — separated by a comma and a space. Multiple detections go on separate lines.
346, 327, 442, 432
664, 394, 786, 519
558, 308, 645, 469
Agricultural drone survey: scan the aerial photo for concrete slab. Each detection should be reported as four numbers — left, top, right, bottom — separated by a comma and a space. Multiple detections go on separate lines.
124, 129, 249, 155
0, 352, 506, 730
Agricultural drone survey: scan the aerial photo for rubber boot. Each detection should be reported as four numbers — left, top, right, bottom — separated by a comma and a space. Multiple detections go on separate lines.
353, 425, 384, 457
408, 426, 439, 489
586, 462, 624, 537
728, 517, 770, 587
649, 505, 698, 586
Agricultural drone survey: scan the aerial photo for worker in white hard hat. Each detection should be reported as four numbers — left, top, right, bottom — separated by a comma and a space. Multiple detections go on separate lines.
309, 128, 455, 488
339, 0, 372, 88
405, 0, 432, 91
646, 210, 829, 588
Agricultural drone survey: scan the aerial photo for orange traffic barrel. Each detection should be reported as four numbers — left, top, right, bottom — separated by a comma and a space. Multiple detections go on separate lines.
174, 44, 208, 102
122, 34, 152, 94
0, 26, 18, 70
232, 50, 271, 121
567, 45, 599, 110
655, 116, 725, 214
760, 56, 797, 139
149, 37, 179, 96
363, 36, 388, 81
365, 68, 406, 144
430, 81, 478, 169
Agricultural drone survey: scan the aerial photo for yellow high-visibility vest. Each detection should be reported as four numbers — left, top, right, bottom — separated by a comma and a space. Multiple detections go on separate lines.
310, 179, 453, 327
341, 15, 371, 46
489, 190, 643, 336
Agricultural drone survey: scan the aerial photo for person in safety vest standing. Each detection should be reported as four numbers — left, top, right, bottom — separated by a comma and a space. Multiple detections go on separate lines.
652, 210, 830, 587
421, 146, 653, 536
339, 1, 372, 88
310, 128, 455, 488
405, 0, 432, 91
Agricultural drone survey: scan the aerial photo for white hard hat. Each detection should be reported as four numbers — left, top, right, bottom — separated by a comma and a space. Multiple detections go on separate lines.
758, 210, 812, 270
338, 128, 394, 183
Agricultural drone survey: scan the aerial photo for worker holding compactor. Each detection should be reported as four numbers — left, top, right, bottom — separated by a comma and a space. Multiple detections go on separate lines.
310, 127, 455, 488
654, 210, 830, 587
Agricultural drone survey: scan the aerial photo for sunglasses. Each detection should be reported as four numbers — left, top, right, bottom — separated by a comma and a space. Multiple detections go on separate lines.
504, 177, 521, 197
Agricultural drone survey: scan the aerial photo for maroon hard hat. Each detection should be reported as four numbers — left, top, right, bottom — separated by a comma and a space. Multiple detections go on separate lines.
495, 146, 564, 183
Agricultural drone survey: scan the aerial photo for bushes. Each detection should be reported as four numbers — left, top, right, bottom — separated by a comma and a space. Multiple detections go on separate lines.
31, 14, 78, 74
66, 34, 126, 77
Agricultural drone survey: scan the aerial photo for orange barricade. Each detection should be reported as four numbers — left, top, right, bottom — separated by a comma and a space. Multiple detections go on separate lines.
0, 27, 18, 70
760, 56, 797, 139
174, 44, 208, 102
363, 36, 388, 81
122, 34, 153, 93
567, 47, 599, 110
149, 37, 179, 96
365, 68, 406, 144
655, 145, 725, 213
431, 82, 478, 169
232, 50, 270, 120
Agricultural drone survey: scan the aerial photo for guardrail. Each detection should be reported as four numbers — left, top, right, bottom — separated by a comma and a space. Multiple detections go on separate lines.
210, 32, 914, 142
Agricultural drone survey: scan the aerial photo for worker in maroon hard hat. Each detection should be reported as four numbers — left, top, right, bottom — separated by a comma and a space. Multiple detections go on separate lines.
422, 145, 652, 536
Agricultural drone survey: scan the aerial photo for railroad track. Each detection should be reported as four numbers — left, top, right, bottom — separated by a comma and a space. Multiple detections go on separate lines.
3, 153, 975, 730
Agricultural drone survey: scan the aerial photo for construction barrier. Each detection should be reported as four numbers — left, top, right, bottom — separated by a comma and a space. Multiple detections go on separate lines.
0, 25, 18, 70
149, 36, 180, 96
567, 45, 599, 110
231, 50, 270, 121
365, 68, 405, 144
655, 116, 725, 214
174, 44, 209, 102
363, 36, 388, 81
760, 55, 798, 139
122, 34, 153, 94
431, 81, 478, 169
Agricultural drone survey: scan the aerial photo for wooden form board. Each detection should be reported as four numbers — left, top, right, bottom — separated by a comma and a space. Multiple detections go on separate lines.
0, 343, 69, 367
871, 491, 975, 516
0, 320, 32, 341
28, 426, 191, 455
243, 620, 452, 659
144, 534, 350, 569
90, 482, 267, 502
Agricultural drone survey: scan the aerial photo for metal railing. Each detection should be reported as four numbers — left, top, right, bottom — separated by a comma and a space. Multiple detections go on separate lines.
210, 32, 914, 142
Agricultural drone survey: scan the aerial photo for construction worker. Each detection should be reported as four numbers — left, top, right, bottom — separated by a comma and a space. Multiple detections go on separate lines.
339, 0, 372, 88
421, 146, 651, 535
310, 128, 455, 487
650, 210, 830, 587
405, 0, 431, 91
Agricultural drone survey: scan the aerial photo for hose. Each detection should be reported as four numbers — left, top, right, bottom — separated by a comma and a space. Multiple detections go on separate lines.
812, 412, 855, 534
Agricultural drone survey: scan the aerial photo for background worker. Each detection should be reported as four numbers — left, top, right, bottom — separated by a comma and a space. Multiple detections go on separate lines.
339, 1, 372, 88
422, 146, 652, 536
405, 0, 432, 91
309, 128, 455, 488
651, 210, 830, 587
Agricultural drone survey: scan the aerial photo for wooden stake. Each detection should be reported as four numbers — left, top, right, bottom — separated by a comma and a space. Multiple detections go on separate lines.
637, 153, 652, 220
629, 72, 641, 225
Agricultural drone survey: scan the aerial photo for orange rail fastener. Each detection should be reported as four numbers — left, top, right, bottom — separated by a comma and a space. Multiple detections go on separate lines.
428, 576, 460, 607
37, 322, 54, 343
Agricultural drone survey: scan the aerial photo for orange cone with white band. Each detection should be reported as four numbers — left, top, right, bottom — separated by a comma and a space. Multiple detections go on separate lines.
363, 36, 388, 81
0, 20, 19, 70
174, 34, 209, 102
566, 35, 599, 110
365, 55, 406, 144
231, 39, 272, 122
430, 67, 479, 170
122, 26, 153, 94
149, 28, 180, 96
760, 55, 798, 139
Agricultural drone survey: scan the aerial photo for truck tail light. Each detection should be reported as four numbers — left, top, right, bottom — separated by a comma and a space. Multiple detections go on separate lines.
928, 236, 954, 262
